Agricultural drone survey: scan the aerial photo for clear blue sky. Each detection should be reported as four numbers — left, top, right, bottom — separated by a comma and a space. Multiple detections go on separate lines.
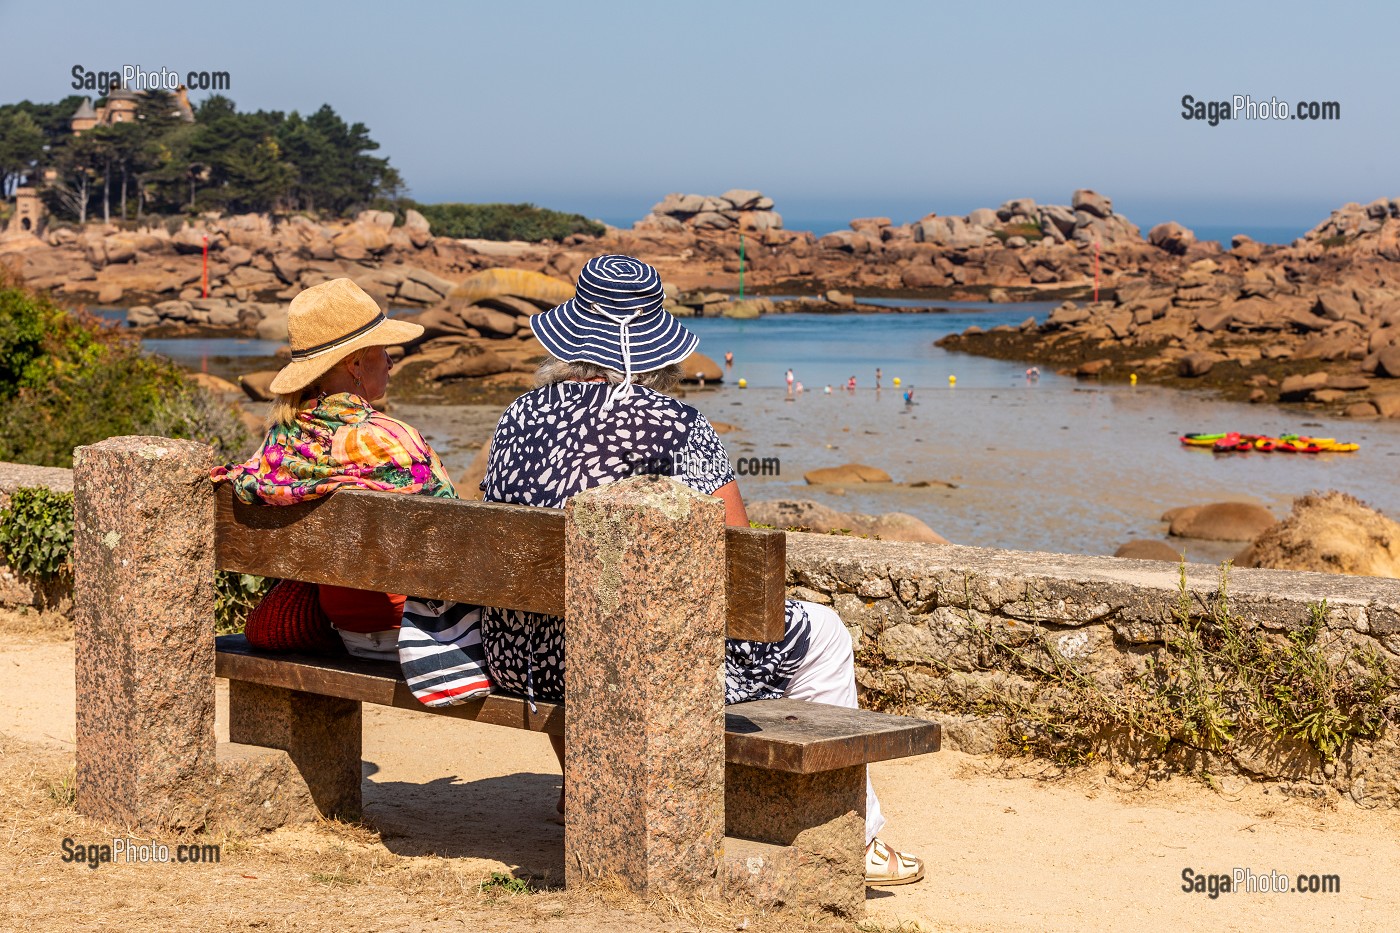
2, 0, 1392, 235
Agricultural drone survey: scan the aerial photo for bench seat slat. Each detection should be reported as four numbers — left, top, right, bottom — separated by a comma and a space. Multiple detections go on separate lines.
215, 636, 940, 773
214, 484, 786, 642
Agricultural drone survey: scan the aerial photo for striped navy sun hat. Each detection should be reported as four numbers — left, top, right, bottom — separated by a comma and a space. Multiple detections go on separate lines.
531, 254, 697, 374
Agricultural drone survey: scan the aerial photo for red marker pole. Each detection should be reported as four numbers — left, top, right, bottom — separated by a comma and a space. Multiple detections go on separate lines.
1093, 241, 1101, 303
202, 234, 209, 299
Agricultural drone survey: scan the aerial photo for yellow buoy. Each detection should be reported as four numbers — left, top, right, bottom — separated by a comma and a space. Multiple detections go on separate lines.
737, 378, 747, 388
892, 377, 901, 387
1130, 373, 1138, 385
948, 375, 956, 386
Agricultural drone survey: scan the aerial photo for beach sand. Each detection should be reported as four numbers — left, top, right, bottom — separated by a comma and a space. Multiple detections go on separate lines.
3, 613, 1396, 932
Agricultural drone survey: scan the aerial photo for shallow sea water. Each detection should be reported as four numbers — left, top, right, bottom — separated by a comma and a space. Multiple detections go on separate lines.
682, 312, 1400, 559
140, 305, 1400, 558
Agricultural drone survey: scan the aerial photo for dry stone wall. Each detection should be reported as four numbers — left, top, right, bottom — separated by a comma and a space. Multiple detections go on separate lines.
783, 533, 1400, 807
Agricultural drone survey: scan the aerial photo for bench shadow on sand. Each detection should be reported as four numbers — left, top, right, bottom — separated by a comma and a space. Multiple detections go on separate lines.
361, 760, 565, 878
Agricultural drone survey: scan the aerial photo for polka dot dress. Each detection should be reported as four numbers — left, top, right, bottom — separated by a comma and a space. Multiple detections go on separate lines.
480, 382, 810, 705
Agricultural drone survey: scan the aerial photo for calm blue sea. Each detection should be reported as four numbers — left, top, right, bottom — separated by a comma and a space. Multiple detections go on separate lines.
687, 306, 1061, 391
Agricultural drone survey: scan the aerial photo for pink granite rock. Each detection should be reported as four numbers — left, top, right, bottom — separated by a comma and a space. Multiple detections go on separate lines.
73, 436, 217, 830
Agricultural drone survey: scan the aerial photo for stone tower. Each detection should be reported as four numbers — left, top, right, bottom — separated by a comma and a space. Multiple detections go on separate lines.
7, 188, 44, 235
71, 97, 98, 134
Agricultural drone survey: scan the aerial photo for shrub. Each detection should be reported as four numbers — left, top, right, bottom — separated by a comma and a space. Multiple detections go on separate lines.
413, 202, 604, 242
0, 487, 75, 580
0, 271, 251, 468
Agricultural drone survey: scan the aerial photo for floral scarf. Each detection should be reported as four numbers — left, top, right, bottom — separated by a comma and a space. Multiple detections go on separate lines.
212, 392, 457, 505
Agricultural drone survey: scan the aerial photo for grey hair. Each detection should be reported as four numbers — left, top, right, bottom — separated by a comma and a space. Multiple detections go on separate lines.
534, 357, 682, 394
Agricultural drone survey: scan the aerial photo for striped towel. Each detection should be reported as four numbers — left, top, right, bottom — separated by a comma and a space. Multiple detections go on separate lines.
397, 598, 492, 707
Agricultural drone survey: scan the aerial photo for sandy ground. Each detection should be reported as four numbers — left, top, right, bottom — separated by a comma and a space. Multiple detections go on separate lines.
3, 615, 1398, 932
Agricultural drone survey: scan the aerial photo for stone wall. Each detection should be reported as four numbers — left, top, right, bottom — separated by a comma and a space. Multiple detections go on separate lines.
783, 533, 1400, 806
4, 460, 1398, 803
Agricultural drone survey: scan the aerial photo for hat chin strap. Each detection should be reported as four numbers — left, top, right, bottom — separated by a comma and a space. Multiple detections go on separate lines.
592, 304, 641, 412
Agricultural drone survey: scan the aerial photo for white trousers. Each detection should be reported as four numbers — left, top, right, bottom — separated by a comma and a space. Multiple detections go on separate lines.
780, 601, 885, 846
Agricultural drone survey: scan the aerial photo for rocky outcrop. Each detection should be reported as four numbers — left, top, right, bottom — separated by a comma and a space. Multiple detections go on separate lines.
1235, 491, 1400, 577
936, 197, 1400, 418
635, 189, 783, 233
747, 499, 949, 544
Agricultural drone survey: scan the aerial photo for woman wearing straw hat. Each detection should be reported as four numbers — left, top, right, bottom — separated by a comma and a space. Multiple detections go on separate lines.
212, 279, 488, 699
481, 255, 924, 885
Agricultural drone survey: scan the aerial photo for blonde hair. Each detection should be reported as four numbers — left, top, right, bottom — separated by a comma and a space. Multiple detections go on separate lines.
265, 346, 380, 427
534, 357, 682, 394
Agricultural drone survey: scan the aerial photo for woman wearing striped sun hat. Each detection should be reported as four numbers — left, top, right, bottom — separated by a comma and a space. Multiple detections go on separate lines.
480, 254, 924, 886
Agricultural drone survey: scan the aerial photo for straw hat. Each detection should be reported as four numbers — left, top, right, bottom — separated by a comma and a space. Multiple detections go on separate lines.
530, 255, 697, 375
269, 278, 424, 395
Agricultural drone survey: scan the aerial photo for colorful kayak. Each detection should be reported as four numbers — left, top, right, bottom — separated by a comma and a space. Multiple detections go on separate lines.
1183, 431, 1358, 454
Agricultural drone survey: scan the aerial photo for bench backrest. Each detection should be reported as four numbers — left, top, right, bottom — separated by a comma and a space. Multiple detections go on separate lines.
214, 482, 788, 641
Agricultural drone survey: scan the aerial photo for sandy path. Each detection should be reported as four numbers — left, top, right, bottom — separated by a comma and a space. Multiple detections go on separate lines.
5, 637, 1397, 931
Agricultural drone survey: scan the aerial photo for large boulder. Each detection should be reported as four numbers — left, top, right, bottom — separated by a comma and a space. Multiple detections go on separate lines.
423, 344, 513, 381
331, 224, 391, 261
458, 305, 519, 337
747, 499, 949, 544
680, 352, 723, 383
1113, 540, 1184, 562
1148, 222, 1196, 255
1165, 502, 1276, 541
1071, 189, 1113, 218
238, 370, 280, 402
448, 268, 574, 309
1376, 346, 1400, 378
1177, 351, 1225, 377
1234, 491, 1400, 577
804, 463, 893, 485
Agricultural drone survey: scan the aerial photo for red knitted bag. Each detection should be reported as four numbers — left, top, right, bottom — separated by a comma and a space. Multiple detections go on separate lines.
243, 580, 343, 655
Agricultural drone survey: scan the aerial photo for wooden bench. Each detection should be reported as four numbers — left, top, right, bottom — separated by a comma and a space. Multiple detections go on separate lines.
72, 437, 939, 917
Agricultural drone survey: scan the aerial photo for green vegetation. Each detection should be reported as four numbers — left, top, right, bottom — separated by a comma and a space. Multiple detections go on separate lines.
478, 871, 533, 895
1, 93, 399, 220
0, 487, 74, 581
1319, 234, 1350, 249
0, 271, 251, 468
215, 572, 274, 635
413, 202, 604, 242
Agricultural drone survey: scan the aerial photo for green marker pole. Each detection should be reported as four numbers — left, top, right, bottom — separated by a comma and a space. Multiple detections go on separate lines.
739, 230, 745, 299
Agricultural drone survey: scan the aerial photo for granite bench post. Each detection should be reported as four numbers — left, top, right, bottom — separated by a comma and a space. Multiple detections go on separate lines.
227, 682, 363, 819
73, 436, 218, 829
563, 474, 726, 896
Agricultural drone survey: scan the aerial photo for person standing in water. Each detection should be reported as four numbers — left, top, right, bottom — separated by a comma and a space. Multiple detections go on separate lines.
725, 350, 734, 368
786, 368, 795, 395
875, 367, 882, 390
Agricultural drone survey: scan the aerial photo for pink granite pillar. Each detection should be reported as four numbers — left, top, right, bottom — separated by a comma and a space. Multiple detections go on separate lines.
73, 436, 217, 829
563, 474, 726, 895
